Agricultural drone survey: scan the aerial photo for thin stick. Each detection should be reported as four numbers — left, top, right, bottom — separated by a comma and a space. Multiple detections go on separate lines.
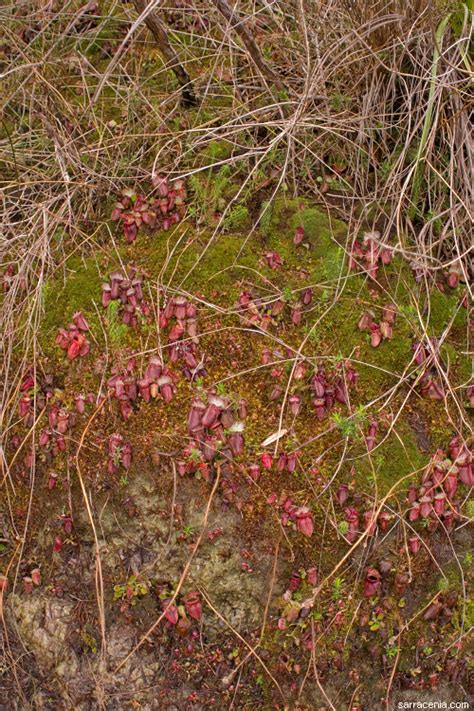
133, 0, 196, 105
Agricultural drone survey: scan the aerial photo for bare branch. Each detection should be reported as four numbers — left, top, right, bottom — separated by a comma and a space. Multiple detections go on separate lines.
133, 0, 197, 105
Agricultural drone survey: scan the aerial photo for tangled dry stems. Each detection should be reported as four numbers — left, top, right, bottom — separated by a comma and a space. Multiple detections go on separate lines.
0, 0, 472, 705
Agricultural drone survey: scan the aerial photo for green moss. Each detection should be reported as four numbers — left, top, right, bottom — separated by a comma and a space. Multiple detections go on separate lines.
365, 331, 413, 383
457, 350, 473, 385
288, 207, 344, 257
308, 290, 413, 402
203, 140, 235, 164
134, 227, 238, 299
105, 300, 129, 346
464, 599, 474, 629
37, 195, 467, 450
257, 197, 347, 286
40, 254, 104, 355
358, 425, 429, 494
136, 198, 346, 301
135, 195, 346, 306
425, 287, 466, 335
320, 246, 345, 280
261, 197, 345, 250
